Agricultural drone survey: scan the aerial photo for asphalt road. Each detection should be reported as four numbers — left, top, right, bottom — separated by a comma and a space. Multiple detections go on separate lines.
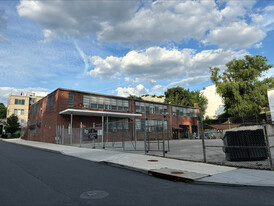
0, 140, 274, 206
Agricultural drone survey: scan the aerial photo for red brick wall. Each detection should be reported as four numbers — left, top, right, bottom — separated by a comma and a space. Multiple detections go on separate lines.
26, 89, 199, 143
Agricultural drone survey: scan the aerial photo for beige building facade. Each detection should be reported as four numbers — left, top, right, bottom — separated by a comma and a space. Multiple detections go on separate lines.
200, 85, 225, 119
7, 93, 43, 127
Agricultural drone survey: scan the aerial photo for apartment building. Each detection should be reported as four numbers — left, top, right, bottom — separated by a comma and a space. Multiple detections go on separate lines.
7, 93, 43, 127
26, 88, 200, 143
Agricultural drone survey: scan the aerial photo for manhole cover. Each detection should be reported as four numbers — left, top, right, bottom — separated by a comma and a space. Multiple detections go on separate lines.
147, 159, 158, 162
80, 190, 109, 200
171, 171, 184, 175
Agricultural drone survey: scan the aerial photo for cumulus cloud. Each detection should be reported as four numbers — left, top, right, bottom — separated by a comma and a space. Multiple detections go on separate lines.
16, 0, 269, 49
204, 21, 266, 49
115, 84, 149, 97
17, 0, 138, 39
0, 87, 49, 106
99, 1, 221, 43
167, 75, 210, 88
88, 47, 248, 80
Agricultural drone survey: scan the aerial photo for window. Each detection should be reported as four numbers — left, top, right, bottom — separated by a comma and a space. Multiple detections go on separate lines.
30, 100, 35, 105
29, 122, 36, 134
68, 92, 74, 107
15, 99, 25, 105
32, 104, 37, 115
40, 103, 43, 112
46, 94, 55, 109
82, 95, 129, 112
20, 119, 25, 124
14, 109, 24, 115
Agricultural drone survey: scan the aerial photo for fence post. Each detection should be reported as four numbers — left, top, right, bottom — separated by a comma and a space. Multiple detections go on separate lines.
162, 114, 165, 157
199, 108, 206, 163
144, 112, 147, 154
263, 121, 273, 169
62, 125, 64, 145
80, 122, 82, 147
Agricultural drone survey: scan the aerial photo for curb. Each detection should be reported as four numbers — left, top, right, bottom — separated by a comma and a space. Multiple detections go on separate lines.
1, 139, 63, 155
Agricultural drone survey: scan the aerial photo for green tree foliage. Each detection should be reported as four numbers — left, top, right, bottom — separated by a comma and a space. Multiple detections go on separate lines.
210, 55, 274, 118
164, 86, 208, 114
128, 95, 142, 100
0, 103, 7, 119
5, 114, 20, 136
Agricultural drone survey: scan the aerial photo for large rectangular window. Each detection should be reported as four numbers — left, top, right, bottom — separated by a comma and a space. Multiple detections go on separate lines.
68, 92, 74, 107
83, 95, 129, 112
32, 104, 37, 115
14, 109, 24, 115
46, 94, 55, 109
15, 99, 25, 105
135, 102, 167, 115
135, 118, 167, 132
172, 106, 197, 117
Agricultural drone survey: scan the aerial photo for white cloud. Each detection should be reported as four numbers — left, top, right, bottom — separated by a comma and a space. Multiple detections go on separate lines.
99, 1, 221, 43
88, 47, 248, 80
167, 75, 210, 88
152, 85, 163, 91
261, 5, 274, 32
16, 0, 268, 49
17, 0, 138, 40
204, 21, 266, 49
124, 77, 141, 83
0, 87, 49, 106
115, 84, 149, 97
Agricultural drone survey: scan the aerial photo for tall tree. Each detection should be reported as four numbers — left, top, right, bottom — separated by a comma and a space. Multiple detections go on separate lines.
210, 55, 274, 118
0, 103, 7, 119
164, 86, 208, 114
5, 114, 20, 136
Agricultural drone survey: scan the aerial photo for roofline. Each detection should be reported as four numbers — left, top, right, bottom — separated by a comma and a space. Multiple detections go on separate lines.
30, 88, 200, 109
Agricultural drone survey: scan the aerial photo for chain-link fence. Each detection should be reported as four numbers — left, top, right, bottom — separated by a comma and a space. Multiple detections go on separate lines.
56, 118, 274, 170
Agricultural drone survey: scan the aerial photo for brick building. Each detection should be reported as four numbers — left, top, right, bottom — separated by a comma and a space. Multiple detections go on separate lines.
26, 88, 200, 143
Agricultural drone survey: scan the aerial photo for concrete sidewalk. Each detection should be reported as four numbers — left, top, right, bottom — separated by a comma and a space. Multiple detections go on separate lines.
2, 138, 274, 187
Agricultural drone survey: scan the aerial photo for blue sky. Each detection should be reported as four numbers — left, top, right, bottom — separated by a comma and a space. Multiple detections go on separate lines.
0, 0, 274, 104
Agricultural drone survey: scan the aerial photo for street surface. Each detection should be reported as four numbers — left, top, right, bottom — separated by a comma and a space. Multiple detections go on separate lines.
1, 140, 274, 206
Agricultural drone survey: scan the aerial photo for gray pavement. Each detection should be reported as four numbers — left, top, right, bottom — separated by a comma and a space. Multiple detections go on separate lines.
2, 138, 274, 187
2, 139, 274, 206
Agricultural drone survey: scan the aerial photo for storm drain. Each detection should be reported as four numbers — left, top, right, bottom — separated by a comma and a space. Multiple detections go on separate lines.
171, 171, 184, 175
147, 160, 158, 162
80, 190, 109, 200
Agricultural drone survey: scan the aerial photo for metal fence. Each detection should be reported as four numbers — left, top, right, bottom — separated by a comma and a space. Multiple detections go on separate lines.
56, 120, 170, 155
56, 119, 274, 170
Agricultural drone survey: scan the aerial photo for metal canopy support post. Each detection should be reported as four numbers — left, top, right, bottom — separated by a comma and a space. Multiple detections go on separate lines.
70, 113, 73, 145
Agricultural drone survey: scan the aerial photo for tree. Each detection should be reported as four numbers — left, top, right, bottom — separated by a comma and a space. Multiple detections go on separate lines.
0, 103, 7, 119
164, 86, 208, 114
210, 55, 274, 118
5, 114, 20, 136
128, 95, 142, 100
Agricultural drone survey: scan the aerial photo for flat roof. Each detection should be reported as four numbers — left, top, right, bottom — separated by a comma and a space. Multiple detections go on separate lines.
59, 109, 142, 118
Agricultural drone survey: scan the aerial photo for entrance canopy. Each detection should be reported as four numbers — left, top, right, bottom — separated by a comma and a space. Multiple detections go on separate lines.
59, 108, 142, 118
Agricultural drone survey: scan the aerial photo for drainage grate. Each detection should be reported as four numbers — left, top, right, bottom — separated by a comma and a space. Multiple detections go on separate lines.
171, 171, 184, 175
147, 160, 158, 162
80, 190, 109, 200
